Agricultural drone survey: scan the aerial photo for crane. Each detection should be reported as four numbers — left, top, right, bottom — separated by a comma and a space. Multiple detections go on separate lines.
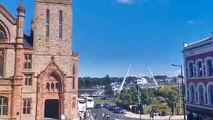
148, 67, 158, 89
117, 61, 132, 93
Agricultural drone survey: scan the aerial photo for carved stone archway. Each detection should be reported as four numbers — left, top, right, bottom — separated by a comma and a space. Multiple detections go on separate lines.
36, 60, 66, 120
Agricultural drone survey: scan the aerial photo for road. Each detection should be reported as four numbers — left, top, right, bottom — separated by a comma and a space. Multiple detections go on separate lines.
87, 108, 184, 120
89, 108, 140, 120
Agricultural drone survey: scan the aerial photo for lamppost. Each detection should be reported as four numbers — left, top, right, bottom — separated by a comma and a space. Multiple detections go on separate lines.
137, 84, 142, 120
171, 64, 186, 120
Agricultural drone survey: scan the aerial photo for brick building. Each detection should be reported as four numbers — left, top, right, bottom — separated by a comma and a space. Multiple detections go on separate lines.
0, 0, 79, 120
183, 34, 213, 120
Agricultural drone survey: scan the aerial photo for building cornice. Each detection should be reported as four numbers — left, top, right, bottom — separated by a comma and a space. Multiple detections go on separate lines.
36, 0, 72, 5
183, 42, 213, 57
0, 4, 16, 25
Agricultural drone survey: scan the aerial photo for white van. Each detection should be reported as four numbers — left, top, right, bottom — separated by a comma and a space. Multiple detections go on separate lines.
86, 97, 94, 109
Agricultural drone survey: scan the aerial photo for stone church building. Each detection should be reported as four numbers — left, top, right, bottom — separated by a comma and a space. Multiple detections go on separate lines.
0, 0, 79, 119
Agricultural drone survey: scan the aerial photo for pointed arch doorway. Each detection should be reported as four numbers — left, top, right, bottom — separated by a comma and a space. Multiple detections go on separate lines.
44, 99, 59, 119
36, 62, 66, 120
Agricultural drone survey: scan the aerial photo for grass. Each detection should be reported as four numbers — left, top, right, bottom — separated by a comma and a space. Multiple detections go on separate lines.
143, 106, 152, 114
94, 97, 115, 105
94, 99, 105, 105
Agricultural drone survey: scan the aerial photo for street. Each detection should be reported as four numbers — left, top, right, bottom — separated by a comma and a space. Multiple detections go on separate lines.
89, 108, 140, 120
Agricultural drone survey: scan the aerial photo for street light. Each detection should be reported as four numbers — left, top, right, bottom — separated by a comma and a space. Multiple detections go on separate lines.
171, 65, 182, 115
137, 84, 142, 120
171, 64, 186, 120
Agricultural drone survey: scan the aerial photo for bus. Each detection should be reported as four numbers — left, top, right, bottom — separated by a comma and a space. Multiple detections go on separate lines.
77, 98, 86, 113
86, 97, 94, 109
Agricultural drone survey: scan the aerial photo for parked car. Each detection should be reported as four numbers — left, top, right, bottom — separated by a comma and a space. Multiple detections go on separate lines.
104, 103, 110, 109
101, 97, 107, 100
95, 104, 102, 108
108, 105, 116, 111
114, 107, 125, 114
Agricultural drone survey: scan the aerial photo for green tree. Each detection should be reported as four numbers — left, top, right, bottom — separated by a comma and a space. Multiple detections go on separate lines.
117, 87, 138, 109
104, 75, 114, 97
140, 88, 154, 105
104, 74, 111, 85
155, 87, 180, 108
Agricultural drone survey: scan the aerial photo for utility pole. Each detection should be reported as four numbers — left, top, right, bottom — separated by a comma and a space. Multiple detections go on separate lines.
180, 65, 186, 120
171, 64, 186, 120
178, 76, 181, 115
137, 84, 142, 120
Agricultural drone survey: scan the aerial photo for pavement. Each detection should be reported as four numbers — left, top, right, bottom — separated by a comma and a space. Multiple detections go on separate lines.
88, 108, 185, 120
91, 108, 138, 120
125, 111, 185, 120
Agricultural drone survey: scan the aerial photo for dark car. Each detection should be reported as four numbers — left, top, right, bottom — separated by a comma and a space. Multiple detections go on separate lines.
104, 103, 110, 109
108, 105, 116, 111
114, 107, 125, 114
103, 103, 108, 107
95, 104, 102, 108
101, 97, 107, 100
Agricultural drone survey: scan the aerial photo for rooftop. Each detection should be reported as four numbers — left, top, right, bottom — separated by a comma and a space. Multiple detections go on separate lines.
184, 34, 213, 50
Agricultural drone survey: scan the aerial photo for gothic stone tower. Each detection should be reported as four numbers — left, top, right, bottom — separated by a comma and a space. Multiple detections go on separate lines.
32, 0, 79, 119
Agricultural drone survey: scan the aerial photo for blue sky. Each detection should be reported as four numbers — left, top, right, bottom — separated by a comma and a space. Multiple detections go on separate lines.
2, 0, 213, 77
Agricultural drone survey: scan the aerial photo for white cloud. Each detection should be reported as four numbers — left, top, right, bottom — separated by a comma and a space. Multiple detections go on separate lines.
187, 20, 195, 24
187, 19, 204, 25
117, 0, 149, 4
117, 0, 134, 4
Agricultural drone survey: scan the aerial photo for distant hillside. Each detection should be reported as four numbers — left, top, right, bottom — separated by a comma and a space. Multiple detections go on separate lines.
78, 75, 173, 89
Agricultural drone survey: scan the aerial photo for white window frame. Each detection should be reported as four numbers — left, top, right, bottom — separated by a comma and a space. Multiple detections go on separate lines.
207, 82, 213, 106
205, 57, 213, 77
189, 83, 196, 103
197, 82, 205, 105
187, 61, 194, 78
0, 97, 7, 115
23, 99, 31, 114
195, 59, 203, 77
24, 74, 33, 86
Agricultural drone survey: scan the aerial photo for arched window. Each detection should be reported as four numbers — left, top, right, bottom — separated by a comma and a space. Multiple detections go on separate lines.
187, 90, 190, 102
46, 9, 50, 38
0, 29, 6, 40
197, 61, 203, 77
206, 59, 213, 76
46, 82, 50, 91
188, 62, 194, 78
208, 85, 213, 105
190, 85, 195, 103
56, 83, 59, 91
59, 10, 63, 38
51, 83, 54, 91
0, 97, 8, 115
198, 85, 204, 104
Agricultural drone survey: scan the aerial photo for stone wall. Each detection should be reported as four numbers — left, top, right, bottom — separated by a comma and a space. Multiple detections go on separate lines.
0, 1, 79, 119
5, 49, 15, 77
33, 2, 73, 55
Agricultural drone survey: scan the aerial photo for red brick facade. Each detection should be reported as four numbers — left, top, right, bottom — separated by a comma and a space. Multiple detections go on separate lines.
183, 37, 213, 120
0, 1, 79, 120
